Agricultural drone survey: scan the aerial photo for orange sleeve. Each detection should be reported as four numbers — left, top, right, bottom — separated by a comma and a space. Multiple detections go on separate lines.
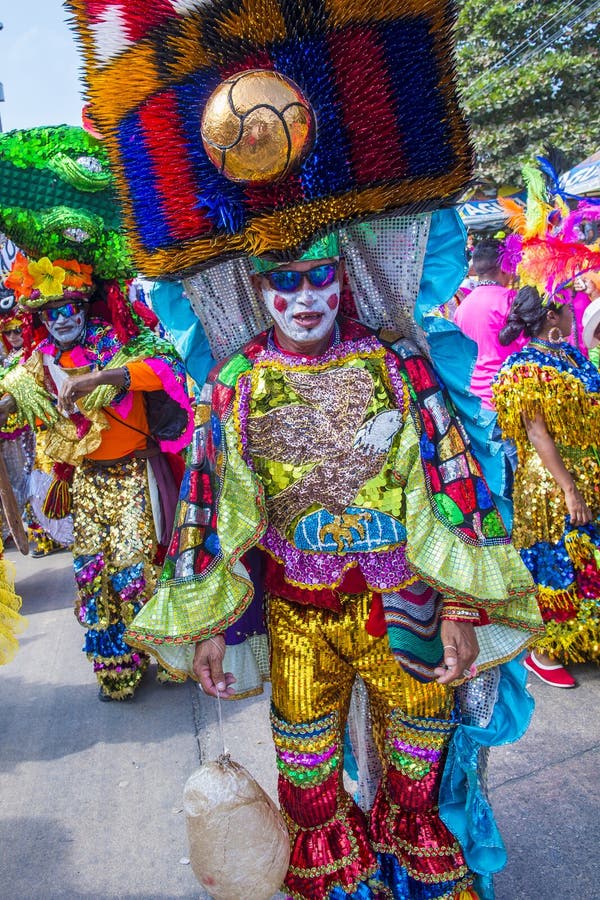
126, 360, 164, 392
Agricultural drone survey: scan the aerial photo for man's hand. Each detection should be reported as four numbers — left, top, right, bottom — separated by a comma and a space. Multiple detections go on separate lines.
434, 619, 479, 685
58, 371, 102, 415
0, 395, 17, 427
192, 635, 236, 698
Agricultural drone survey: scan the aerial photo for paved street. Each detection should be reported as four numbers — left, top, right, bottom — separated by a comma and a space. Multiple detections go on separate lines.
1, 547, 599, 900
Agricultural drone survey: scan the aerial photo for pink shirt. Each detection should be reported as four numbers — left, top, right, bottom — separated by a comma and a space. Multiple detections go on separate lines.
454, 283, 526, 410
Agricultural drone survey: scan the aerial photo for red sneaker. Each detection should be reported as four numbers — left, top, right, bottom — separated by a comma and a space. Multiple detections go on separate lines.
523, 653, 576, 688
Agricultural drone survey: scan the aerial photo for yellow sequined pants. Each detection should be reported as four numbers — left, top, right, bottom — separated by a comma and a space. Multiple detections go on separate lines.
72, 457, 157, 699
268, 592, 473, 900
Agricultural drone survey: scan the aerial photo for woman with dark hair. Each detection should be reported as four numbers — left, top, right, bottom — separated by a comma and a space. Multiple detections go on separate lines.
493, 285, 600, 687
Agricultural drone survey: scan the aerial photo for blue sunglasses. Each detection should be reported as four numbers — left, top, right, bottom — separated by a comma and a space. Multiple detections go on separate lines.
41, 302, 83, 322
265, 263, 338, 293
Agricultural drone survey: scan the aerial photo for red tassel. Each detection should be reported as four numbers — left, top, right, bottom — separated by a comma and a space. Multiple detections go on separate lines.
42, 463, 75, 520
132, 299, 159, 331
104, 280, 140, 344
20, 310, 37, 360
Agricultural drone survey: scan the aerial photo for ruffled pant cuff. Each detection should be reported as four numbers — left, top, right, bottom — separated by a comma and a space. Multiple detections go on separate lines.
284, 798, 378, 899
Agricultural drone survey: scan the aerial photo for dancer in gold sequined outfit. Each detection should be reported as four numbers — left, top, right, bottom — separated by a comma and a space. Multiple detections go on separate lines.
62, 1, 542, 891
0, 254, 193, 700
495, 285, 600, 689
128, 243, 542, 899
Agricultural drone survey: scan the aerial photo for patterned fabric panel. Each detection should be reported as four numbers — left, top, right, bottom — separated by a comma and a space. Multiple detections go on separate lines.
393, 341, 509, 546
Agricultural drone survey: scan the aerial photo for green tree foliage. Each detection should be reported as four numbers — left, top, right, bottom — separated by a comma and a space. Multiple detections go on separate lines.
456, 0, 599, 185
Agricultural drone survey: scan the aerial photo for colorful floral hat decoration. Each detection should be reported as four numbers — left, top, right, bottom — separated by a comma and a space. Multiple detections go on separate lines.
5, 252, 94, 309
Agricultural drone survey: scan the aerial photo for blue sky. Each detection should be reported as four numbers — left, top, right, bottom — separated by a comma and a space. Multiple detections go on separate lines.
0, 1, 84, 131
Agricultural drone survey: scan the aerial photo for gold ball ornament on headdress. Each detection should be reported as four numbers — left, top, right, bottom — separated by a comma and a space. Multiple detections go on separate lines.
200, 70, 315, 183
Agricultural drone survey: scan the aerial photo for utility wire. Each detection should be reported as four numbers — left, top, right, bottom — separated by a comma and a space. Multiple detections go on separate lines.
511, 0, 600, 72
465, 0, 598, 97
469, 0, 590, 78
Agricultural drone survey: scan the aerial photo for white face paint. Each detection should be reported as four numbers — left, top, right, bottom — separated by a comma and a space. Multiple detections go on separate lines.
44, 306, 87, 348
261, 279, 340, 345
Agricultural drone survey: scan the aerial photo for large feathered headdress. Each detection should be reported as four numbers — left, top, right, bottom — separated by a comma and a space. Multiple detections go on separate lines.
500, 156, 600, 303
66, 0, 473, 280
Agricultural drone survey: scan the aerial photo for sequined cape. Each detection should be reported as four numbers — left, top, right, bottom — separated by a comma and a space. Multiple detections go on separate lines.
494, 342, 600, 663
127, 319, 541, 680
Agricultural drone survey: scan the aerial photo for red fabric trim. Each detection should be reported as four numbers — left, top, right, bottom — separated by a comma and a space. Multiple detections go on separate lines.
365, 591, 386, 637
371, 768, 468, 881
285, 801, 377, 899
264, 555, 369, 610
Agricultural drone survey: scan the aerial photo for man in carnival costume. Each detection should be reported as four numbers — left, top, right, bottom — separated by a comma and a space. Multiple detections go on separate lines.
0, 125, 194, 701
67, 0, 542, 894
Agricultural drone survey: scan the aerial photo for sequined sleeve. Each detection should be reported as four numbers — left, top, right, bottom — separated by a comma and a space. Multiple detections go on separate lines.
1, 352, 57, 429
124, 377, 268, 678
391, 348, 541, 637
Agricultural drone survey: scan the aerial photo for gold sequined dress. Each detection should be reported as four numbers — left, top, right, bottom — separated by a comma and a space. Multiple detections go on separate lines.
494, 340, 600, 662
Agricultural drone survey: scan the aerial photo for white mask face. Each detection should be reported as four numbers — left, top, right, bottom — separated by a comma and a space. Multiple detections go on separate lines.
262, 279, 340, 345
44, 307, 87, 347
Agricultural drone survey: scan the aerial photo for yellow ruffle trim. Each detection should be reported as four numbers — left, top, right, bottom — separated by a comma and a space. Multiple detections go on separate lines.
0, 558, 26, 666
565, 530, 598, 571
534, 603, 600, 664
493, 364, 600, 452
42, 406, 108, 467
537, 584, 579, 614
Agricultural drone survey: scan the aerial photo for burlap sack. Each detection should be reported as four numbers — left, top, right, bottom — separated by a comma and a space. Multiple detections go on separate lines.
184, 754, 290, 900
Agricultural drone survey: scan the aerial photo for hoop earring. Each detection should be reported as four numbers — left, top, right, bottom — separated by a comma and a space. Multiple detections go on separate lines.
548, 326, 562, 344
